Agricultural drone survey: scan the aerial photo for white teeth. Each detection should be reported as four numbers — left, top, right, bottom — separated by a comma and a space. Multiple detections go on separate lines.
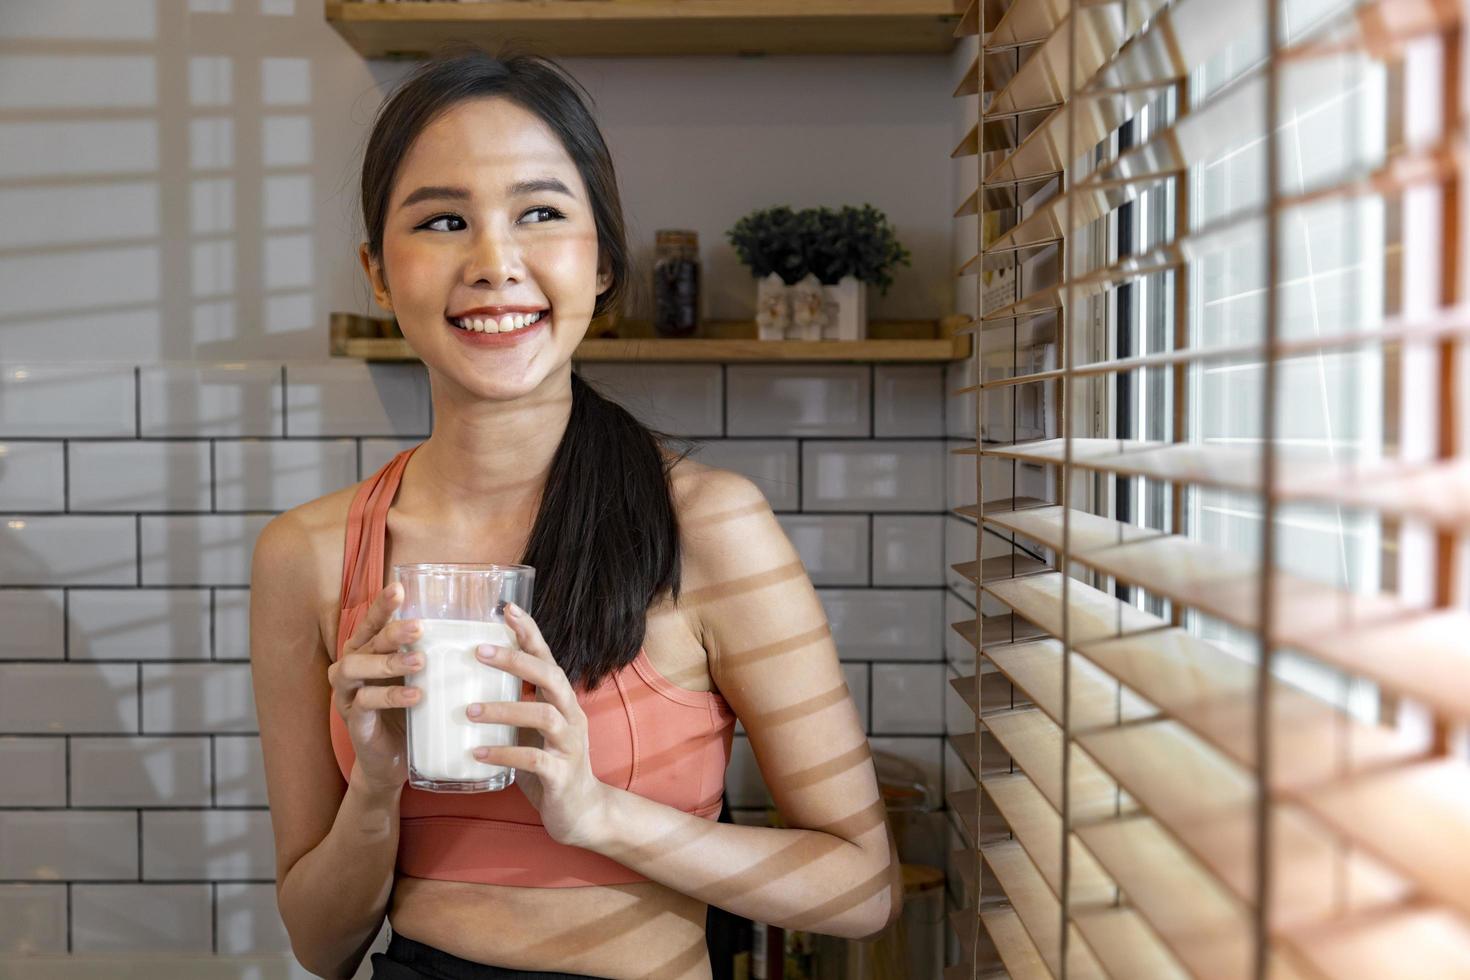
451, 310, 544, 333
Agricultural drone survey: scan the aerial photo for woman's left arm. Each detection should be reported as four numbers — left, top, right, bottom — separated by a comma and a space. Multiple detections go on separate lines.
472, 469, 902, 940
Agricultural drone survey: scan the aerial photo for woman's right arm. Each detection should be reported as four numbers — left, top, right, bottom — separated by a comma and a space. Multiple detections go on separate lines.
249, 511, 420, 979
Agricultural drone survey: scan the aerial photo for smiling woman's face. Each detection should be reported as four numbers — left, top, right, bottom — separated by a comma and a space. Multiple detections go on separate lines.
361, 95, 610, 399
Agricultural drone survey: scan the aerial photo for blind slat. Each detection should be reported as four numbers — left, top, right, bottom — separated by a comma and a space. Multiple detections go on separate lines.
981, 838, 1109, 978
980, 905, 1055, 980
983, 569, 1168, 643
951, 553, 1052, 585
1072, 906, 1192, 980
985, 638, 1155, 729
986, 0, 1066, 50
1282, 904, 1470, 980
984, 771, 1116, 906
983, 705, 1132, 823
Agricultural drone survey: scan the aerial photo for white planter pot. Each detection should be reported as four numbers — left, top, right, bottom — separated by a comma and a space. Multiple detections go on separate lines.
789, 273, 828, 341
755, 272, 790, 340
821, 275, 868, 341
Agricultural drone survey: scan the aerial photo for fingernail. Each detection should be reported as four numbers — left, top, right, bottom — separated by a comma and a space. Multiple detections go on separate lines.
467, 703, 483, 718
477, 644, 498, 659
505, 603, 521, 617
404, 654, 422, 667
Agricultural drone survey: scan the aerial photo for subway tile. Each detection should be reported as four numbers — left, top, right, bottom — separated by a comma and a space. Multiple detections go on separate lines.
0, 364, 135, 438
871, 663, 946, 735
214, 438, 356, 511
724, 735, 768, 809
868, 736, 943, 804
843, 662, 870, 731
944, 515, 977, 602
0, 811, 137, 880
775, 513, 869, 586
0, 589, 64, 659
688, 440, 798, 512
576, 363, 723, 437
0, 884, 67, 954
141, 809, 276, 881
0, 737, 66, 806
871, 515, 944, 586
0, 663, 138, 734
802, 441, 945, 512
0, 515, 135, 586
360, 438, 421, 480
213, 588, 250, 660
874, 365, 944, 437
70, 736, 211, 807
216, 882, 292, 955
72, 883, 213, 953
68, 440, 211, 513
215, 735, 268, 806
0, 442, 63, 510
68, 588, 211, 661
141, 663, 256, 734
140, 364, 283, 437
285, 362, 431, 438
139, 513, 273, 586
725, 365, 869, 437
817, 589, 943, 661
947, 440, 975, 512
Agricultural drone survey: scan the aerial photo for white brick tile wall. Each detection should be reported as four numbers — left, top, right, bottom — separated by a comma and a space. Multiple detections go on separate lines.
0, 884, 68, 954
212, 588, 250, 661
0, 366, 134, 438
726, 365, 870, 437
0, 516, 136, 586
871, 515, 944, 586
141, 810, 275, 880
945, 665, 971, 736
141, 663, 256, 734
68, 589, 211, 661
71, 883, 213, 953
0, 811, 138, 880
802, 440, 946, 511
577, 363, 723, 437
213, 438, 356, 511
775, 513, 869, 586
70, 736, 212, 807
214, 735, 269, 806
945, 359, 977, 440
215, 881, 291, 955
0, 441, 64, 510
688, 439, 799, 511
69, 441, 211, 512
139, 514, 274, 586
0, 737, 66, 806
139, 365, 283, 438
0, 589, 64, 659
359, 438, 422, 480
945, 591, 977, 673
284, 363, 431, 437
818, 589, 944, 661
0, 663, 138, 734
870, 663, 945, 735
874, 365, 944, 437
947, 439, 975, 512
944, 515, 977, 602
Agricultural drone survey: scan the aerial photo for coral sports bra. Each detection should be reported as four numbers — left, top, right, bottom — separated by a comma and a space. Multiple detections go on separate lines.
329, 443, 736, 888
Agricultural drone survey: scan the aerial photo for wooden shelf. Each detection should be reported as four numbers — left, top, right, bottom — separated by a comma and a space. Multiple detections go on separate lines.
324, 0, 963, 58
330, 312, 970, 363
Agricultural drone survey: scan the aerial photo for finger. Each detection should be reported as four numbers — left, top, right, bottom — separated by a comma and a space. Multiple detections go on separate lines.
345, 583, 405, 655
504, 603, 554, 663
350, 683, 420, 712
467, 700, 567, 745
475, 644, 579, 718
472, 744, 546, 772
337, 649, 424, 684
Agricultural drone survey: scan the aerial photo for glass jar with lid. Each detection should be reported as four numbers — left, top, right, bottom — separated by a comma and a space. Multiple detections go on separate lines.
652, 229, 700, 337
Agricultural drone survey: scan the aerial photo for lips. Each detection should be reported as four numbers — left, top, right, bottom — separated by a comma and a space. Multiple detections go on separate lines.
444, 310, 550, 348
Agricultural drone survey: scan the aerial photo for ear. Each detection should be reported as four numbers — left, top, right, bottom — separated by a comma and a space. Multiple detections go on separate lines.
358, 242, 393, 313
595, 255, 613, 296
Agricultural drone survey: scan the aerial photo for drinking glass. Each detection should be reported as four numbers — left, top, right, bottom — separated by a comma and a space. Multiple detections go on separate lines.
391, 563, 535, 792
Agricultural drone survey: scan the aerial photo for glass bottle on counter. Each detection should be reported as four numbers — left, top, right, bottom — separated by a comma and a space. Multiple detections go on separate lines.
652, 229, 700, 337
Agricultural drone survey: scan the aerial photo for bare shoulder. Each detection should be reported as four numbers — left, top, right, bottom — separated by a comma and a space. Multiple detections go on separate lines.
251, 481, 363, 654
666, 455, 785, 577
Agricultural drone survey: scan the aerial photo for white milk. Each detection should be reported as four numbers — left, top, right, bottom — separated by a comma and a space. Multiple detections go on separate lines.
401, 618, 521, 791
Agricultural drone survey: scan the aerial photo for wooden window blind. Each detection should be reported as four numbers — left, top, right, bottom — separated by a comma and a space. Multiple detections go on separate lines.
948, 0, 1468, 977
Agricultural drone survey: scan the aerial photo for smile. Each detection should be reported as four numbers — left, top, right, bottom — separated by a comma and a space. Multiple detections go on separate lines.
449, 310, 547, 333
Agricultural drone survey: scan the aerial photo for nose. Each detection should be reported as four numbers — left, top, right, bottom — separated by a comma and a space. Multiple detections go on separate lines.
464, 221, 523, 289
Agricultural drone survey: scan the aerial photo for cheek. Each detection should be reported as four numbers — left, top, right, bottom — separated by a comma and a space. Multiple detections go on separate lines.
527, 232, 601, 290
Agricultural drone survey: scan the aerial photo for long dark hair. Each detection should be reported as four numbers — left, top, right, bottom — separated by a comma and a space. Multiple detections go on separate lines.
360, 46, 687, 688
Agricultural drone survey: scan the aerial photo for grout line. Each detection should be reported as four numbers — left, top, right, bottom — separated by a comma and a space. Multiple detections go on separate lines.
136, 663, 143, 734
279, 367, 287, 439
134, 515, 142, 588
62, 439, 70, 513
136, 809, 143, 883
62, 589, 70, 660
211, 881, 218, 954
64, 735, 71, 807
209, 439, 216, 513
66, 881, 72, 953
210, 736, 217, 808
209, 589, 216, 661
134, 367, 141, 439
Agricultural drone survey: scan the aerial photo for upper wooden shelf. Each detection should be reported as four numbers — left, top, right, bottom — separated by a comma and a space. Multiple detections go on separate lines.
324, 1, 964, 58
330, 312, 972, 362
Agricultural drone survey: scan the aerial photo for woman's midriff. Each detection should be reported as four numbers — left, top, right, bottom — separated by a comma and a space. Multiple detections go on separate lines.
387, 875, 713, 979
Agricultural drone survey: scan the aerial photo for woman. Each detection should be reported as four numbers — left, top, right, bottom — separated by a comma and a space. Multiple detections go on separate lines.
249, 46, 900, 980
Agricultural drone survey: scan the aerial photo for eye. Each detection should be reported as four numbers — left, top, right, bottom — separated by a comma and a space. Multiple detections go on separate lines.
521, 205, 565, 224
420, 213, 465, 232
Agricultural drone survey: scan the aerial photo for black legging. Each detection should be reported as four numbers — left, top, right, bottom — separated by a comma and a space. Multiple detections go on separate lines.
370, 930, 604, 980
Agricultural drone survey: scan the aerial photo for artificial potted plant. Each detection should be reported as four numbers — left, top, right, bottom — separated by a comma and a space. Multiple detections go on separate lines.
806, 204, 912, 341
726, 205, 808, 340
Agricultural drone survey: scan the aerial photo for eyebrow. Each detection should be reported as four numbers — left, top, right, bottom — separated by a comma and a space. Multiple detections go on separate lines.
398, 177, 575, 211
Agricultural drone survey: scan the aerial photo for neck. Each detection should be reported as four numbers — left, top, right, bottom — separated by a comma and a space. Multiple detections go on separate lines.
401, 366, 573, 538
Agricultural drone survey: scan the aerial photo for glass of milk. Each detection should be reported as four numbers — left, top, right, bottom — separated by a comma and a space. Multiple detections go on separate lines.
391, 563, 535, 793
